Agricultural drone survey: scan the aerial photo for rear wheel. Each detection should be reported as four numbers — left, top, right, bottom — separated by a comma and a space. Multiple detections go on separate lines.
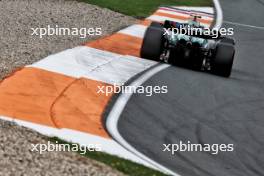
211, 43, 235, 77
164, 20, 181, 29
140, 26, 165, 61
221, 37, 235, 45
150, 21, 163, 28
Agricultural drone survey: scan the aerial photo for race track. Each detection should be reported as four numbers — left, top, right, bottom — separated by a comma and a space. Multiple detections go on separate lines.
117, 0, 264, 175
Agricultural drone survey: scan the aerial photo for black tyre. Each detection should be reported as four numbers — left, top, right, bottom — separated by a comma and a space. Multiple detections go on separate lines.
140, 26, 164, 60
211, 43, 235, 77
150, 21, 163, 28
221, 37, 235, 45
164, 20, 181, 29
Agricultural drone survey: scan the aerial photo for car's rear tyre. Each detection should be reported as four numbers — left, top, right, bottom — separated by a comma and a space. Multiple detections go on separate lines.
164, 20, 181, 29
221, 37, 235, 45
211, 43, 235, 77
150, 21, 163, 28
140, 26, 164, 61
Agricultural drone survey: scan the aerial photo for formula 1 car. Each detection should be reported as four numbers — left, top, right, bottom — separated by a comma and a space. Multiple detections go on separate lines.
140, 16, 235, 77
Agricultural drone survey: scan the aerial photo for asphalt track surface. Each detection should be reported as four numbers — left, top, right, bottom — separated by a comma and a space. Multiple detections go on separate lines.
117, 0, 264, 175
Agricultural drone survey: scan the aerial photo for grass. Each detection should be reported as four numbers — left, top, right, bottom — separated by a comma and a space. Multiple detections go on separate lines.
51, 137, 167, 176
81, 0, 213, 18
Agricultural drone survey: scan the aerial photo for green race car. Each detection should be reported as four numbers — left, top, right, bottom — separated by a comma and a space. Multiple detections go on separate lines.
140, 17, 236, 77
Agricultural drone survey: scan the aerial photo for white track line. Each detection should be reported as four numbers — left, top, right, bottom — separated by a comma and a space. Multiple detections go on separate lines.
224, 21, 264, 30
106, 1, 223, 176
105, 64, 176, 175
213, 0, 223, 29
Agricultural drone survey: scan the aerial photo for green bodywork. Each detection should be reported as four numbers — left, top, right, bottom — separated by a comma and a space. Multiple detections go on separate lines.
169, 34, 207, 47
168, 19, 208, 47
